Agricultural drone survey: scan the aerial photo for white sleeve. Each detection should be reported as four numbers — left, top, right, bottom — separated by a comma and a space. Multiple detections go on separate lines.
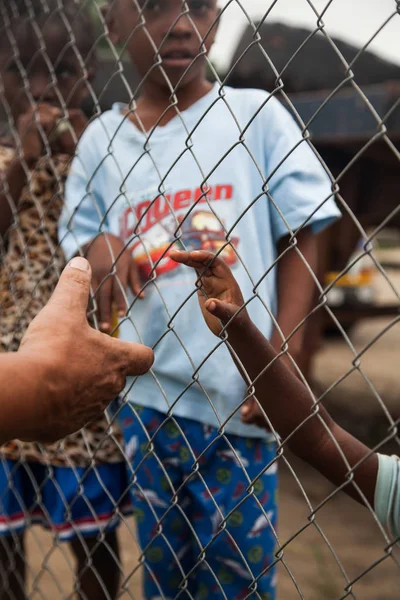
375, 453, 400, 539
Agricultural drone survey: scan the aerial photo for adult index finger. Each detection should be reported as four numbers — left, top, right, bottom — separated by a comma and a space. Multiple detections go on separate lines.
107, 337, 154, 376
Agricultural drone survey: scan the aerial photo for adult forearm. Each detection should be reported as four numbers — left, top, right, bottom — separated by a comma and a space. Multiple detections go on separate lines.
0, 353, 49, 444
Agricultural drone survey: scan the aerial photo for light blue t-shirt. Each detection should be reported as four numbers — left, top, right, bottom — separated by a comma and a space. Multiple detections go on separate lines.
60, 84, 340, 438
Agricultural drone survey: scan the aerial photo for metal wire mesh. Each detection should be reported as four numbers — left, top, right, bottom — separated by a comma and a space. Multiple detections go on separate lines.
0, 0, 400, 598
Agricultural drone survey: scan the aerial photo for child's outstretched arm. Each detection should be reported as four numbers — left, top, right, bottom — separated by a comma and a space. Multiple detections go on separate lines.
170, 249, 378, 507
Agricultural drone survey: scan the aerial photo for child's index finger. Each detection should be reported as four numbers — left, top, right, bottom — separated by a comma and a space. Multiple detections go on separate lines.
169, 249, 216, 268
168, 249, 190, 264
170, 250, 236, 287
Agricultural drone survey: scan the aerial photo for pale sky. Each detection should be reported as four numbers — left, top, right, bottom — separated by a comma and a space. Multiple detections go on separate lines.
210, 0, 400, 72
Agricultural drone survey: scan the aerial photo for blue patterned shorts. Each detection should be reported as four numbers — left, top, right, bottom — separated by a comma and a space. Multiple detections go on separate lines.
120, 404, 278, 600
0, 459, 132, 541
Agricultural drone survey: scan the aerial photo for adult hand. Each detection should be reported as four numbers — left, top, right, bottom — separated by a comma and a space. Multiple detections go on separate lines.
18, 256, 153, 442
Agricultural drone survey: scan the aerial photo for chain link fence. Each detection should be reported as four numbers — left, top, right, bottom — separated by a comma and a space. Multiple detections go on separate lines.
0, 0, 400, 598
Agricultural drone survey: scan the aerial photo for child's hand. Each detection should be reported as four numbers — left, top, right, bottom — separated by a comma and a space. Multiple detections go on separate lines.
170, 250, 249, 337
53, 109, 88, 155
17, 105, 88, 162
17, 103, 63, 164
241, 396, 270, 428
85, 234, 144, 332
172, 250, 269, 430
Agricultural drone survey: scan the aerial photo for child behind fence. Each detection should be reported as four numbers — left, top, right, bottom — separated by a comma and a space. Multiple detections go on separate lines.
0, 2, 132, 599
59, 0, 340, 598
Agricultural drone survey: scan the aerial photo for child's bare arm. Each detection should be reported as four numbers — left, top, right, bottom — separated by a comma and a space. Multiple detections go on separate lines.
171, 249, 378, 507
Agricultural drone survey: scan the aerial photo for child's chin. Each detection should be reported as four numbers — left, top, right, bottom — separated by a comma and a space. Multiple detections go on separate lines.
150, 64, 202, 89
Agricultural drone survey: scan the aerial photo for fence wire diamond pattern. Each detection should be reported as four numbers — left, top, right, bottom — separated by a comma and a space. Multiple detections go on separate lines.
0, 1, 400, 599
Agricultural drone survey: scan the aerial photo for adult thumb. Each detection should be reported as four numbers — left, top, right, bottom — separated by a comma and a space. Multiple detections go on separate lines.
48, 257, 92, 314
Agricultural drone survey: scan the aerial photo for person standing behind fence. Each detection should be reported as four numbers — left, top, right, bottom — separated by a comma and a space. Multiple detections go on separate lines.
59, 0, 341, 598
0, 2, 132, 599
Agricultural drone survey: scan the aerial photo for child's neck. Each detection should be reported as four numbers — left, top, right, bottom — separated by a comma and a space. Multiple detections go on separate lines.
132, 78, 213, 131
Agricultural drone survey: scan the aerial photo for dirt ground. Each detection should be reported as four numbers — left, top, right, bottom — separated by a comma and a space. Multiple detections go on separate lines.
22, 261, 400, 599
